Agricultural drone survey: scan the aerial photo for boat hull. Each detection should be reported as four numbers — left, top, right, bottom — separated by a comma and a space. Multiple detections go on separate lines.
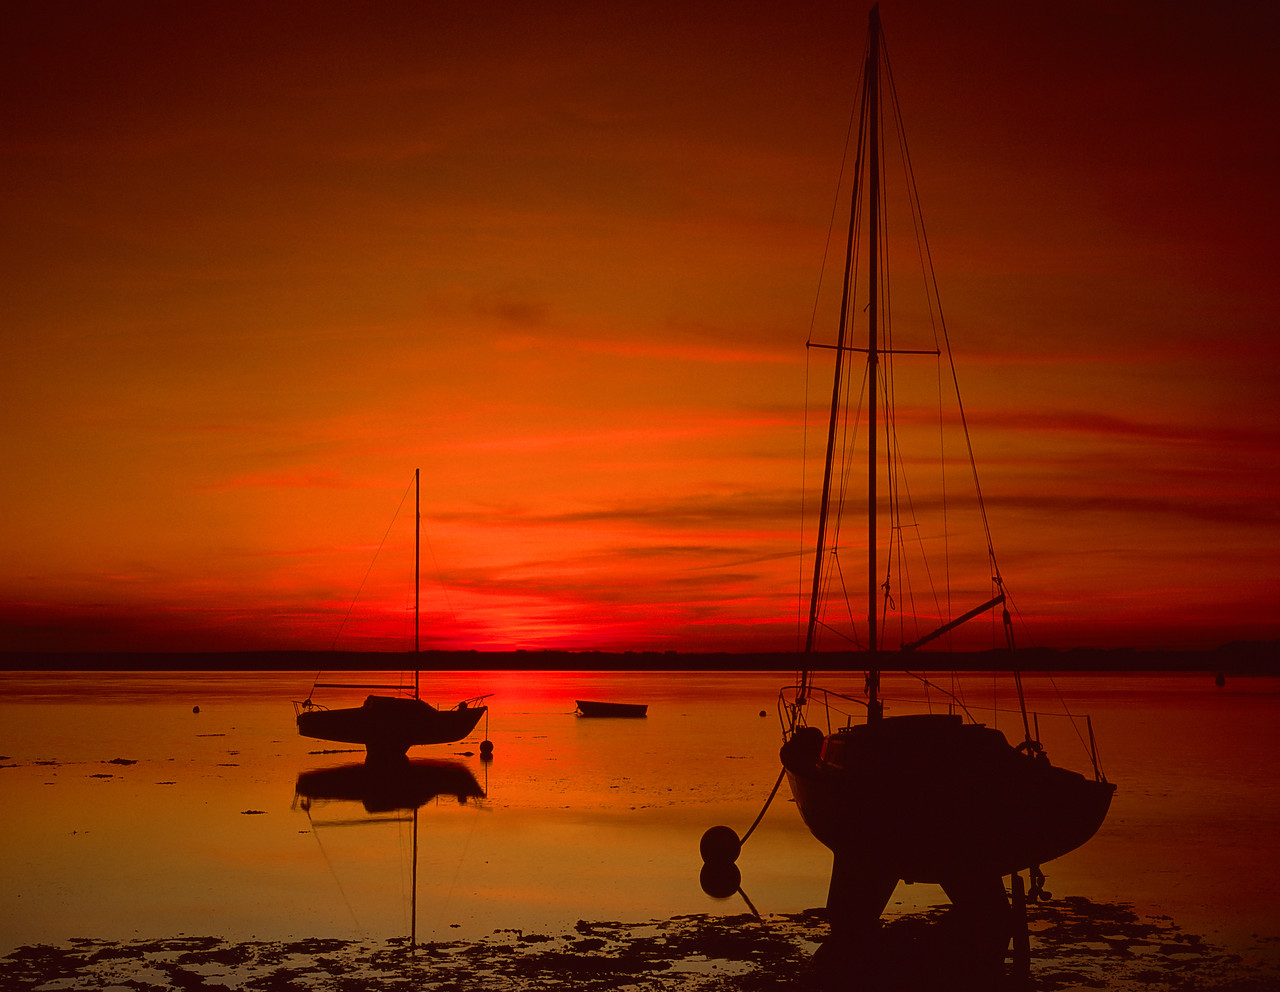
297, 695, 486, 759
781, 713, 1114, 882
575, 700, 648, 717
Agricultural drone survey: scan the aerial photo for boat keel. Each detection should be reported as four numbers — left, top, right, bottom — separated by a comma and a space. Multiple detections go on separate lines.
815, 865, 1019, 989
826, 853, 897, 940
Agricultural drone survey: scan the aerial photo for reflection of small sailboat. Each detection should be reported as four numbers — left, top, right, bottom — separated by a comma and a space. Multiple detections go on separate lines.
294, 469, 490, 762
769, 3, 1113, 960
295, 757, 485, 946
575, 700, 648, 718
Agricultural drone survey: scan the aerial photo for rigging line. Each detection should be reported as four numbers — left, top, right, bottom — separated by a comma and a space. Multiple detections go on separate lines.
797, 350, 810, 654
875, 101, 903, 656
885, 31, 1002, 585
886, 38, 951, 650
815, 339, 868, 650
883, 39, 942, 341
938, 349, 953, 653
877, 256, 943, 649
825, 131, 868, 605
907, 163, 997, 576
434, 799, 485, 940
894, 431, 948, 649
883, 39, 960, 652
828, 322, 867, 571
831, 551, 864, 649
830, 355, 862, 526
805, 52, 872, 668
328, 473, 416, 654
1042, 669, 1097, 763
799, 32, 868, 660
812, 617, 863, 646
304, 807, 363, 933
423, 531, 459, 634
890, 38, 1014, 719
896, 671, 978, 723
806, 58, 865, 349
1031, 652, 1099, 770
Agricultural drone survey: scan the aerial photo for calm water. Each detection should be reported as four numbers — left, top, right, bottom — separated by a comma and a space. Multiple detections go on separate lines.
1, 669, 1277, 961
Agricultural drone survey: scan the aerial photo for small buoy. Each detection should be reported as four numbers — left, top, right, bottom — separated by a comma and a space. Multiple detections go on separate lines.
192, 706, 200, 714
700, 861, 741, 899
758, 710, 766, 718
479, 739, 494, 760
699, 825, 741, 865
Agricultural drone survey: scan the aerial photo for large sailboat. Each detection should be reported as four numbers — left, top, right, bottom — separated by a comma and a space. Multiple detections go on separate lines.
777, 4, 1115, 949
295, 469, 489, 763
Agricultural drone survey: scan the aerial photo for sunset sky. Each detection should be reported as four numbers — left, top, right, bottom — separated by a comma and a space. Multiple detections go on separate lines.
2, 1, 1277, 654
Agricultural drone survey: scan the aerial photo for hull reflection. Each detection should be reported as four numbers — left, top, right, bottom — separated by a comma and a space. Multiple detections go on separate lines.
295, 758, 484, 814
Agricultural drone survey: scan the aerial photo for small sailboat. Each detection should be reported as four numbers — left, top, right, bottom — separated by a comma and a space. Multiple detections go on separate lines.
295, 469, 490, 763
775, 3, 1114, 957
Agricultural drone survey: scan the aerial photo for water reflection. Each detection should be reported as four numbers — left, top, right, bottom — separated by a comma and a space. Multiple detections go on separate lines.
4, 670, 1278, 968
294, 758, 485, 947
295, 758, 485, 814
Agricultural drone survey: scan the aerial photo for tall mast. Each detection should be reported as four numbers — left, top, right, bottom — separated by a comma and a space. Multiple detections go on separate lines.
802, 5, 881, 710
865, 5, 882, 720
414, 467, 420, 700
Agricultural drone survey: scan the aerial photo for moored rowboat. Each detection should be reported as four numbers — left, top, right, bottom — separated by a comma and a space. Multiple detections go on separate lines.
576, 700, 647, 718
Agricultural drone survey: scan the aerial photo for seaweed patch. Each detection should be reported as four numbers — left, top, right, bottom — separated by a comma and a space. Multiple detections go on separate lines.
1, 900, 1276, 991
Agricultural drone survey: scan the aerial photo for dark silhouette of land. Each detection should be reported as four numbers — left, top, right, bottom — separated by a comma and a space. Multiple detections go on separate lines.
2, 640, 1275, 673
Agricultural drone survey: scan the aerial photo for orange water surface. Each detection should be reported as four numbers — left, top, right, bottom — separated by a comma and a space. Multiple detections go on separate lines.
1, 669, 1277, 961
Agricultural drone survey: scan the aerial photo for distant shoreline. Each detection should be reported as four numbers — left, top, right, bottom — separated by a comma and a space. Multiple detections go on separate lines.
1, 642, 1276, 673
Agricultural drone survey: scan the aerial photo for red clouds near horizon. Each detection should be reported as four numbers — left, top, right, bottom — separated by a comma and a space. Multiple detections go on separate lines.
2, 2, 1277, 654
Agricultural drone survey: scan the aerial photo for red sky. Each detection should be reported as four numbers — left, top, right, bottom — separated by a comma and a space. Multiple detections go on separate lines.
2, 1, 1277, 654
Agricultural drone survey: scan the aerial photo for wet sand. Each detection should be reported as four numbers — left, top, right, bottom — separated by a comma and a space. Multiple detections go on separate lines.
4, 899, 1277, 991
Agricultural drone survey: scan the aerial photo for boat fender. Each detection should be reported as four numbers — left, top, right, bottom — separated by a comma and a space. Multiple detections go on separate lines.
780, 725, 824, 772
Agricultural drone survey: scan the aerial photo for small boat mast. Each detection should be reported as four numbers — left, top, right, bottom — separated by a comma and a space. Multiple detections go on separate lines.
414, 466, 420, 699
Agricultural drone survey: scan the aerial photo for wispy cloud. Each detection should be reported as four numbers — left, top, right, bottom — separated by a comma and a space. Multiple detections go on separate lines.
972, 410, 1280, 447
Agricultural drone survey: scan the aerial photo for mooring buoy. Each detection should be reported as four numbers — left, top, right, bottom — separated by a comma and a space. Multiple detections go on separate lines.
699, 860, 741, 899
699, 824, 741, 865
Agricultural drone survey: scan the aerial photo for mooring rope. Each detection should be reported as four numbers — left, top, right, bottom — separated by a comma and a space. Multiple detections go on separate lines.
741, 766, 788, 847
